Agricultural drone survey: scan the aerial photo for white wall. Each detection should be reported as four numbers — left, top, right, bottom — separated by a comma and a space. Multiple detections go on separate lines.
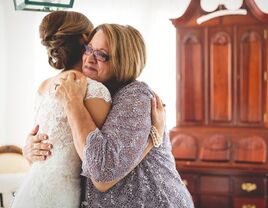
0, 2, 7, 145
2, 0, 267, 147
1, 1, 46, 146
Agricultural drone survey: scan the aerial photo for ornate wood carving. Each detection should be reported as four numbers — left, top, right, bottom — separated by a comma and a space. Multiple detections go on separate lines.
200, 134, 231, 161
171, 134, 198, 160
234, 136, 266, 163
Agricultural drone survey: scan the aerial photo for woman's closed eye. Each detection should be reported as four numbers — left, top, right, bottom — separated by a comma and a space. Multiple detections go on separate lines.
84, 45, 110, 62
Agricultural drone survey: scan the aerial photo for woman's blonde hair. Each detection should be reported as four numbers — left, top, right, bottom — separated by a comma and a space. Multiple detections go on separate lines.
89, 24, 146, 82
39, 11, 93, 70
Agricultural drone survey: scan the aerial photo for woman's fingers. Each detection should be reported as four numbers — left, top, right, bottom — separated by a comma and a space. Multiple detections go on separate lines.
29, 138, 52, 161
24, 126, 52, 163
151, 96, 157, 113
32, 156, 47, 162
67, 71, 76, 81
29, 133, 48, 144
29, 124, 39, 136
80, 75, 87, 87
151, 92, 166, 138
32, 149, 51, 156
154, 93, 165, 109
31, 142, 52, 151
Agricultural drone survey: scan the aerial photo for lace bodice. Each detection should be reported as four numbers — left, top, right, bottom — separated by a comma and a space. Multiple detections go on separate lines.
32, 78, 111, 173
32, 77, 112, 183
34, 78, 111, 149
11, 78, 111, 208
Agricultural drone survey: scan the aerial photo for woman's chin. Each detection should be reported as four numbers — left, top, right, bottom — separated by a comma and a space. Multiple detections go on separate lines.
82, 69, 98, 80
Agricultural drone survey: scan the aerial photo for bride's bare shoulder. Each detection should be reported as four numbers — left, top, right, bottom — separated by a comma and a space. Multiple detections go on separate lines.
37, 77, 54, 95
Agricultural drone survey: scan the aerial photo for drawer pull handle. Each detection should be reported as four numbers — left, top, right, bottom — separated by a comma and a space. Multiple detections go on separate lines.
241, 183, 257, 192
242, 205, 256, 208
182, 179, 188, 186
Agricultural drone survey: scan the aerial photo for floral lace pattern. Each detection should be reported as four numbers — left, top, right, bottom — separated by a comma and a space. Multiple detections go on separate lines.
11, 78, 111, 208
81, 81, 194, 208
85, 78, 111, 103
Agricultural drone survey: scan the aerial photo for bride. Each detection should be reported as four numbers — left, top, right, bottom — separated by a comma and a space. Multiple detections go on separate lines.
10, 11, 111, 208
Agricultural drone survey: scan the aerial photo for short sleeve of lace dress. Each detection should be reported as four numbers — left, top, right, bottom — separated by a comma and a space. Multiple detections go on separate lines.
84, 78, 111, 103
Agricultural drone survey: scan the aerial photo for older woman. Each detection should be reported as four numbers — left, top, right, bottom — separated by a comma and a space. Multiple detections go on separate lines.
17, 12, 157, 208
55, 24, 194, 207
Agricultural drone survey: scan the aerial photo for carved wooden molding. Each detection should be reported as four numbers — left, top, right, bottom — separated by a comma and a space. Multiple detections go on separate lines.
234, 136, 266, 163
171, 134, 198, 160
171, 0, 268, 26
245, 0, 268, 22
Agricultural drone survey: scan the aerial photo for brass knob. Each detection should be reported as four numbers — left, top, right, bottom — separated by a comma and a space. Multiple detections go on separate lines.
242, 205, 256, 208
241, 183, 257, 192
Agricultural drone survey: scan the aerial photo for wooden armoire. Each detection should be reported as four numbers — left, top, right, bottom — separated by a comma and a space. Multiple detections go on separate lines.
170, 0, 268, 207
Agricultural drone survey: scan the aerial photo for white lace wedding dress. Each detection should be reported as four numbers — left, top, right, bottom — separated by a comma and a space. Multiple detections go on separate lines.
11, 78, 111, 208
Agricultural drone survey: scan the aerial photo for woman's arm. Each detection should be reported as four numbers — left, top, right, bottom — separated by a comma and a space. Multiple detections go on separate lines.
90, 94, 165, 192
57, 74, 160, 190
67, 97, 154, 192
54, 71, 112, 160
70, 98, 111, 160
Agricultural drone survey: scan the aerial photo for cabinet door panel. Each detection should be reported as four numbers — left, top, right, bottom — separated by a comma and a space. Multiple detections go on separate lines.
179, 29, 204, 124
238, 27, 264, 125
209, 28, 233, 123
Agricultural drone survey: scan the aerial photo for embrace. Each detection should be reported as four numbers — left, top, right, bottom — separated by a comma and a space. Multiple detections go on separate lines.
11, 11, 194, 208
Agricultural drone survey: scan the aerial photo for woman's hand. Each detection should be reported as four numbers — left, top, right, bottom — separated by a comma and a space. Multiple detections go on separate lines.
55, 71, 87, 109
151, 93, 166, 137
23, 125, 52, 163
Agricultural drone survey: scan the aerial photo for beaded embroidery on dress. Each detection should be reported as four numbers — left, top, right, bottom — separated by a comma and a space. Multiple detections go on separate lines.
11, 78, 111, 208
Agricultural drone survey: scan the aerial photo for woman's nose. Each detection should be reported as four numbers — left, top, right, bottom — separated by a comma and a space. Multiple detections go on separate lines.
85, 53, 97, 64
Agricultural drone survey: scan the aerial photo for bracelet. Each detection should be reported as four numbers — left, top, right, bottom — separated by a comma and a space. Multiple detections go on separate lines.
150, 125, 163, 147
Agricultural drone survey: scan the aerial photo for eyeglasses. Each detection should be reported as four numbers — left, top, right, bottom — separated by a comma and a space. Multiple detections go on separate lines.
83, 44, 111, 62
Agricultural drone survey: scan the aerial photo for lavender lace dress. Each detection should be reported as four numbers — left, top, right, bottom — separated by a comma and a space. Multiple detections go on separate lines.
80, 81, 194, 208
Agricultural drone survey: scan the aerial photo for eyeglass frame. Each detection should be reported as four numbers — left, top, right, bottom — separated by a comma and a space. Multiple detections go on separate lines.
83, 44, 111, 62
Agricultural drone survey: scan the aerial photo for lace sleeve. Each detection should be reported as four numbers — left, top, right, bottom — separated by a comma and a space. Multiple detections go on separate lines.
81, 82, 152, 183
85, 78, 111, 103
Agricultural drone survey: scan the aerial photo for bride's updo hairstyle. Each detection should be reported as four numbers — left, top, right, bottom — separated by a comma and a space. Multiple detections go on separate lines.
39, 11, 93, 70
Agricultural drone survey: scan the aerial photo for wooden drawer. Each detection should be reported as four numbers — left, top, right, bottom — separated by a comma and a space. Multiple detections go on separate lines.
234, 197, 266, 208
200, 176, 230, 193
233, 177, 265, 196
200, 195, 231, 208
180, 173, 197, 193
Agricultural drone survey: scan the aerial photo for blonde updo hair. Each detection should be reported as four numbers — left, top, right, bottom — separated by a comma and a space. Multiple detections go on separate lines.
89, 24, 146, 83
39, 11, 93, 70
